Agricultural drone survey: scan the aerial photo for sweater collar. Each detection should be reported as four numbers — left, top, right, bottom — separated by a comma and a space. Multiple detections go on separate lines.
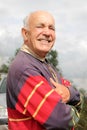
20, 44, 45, 62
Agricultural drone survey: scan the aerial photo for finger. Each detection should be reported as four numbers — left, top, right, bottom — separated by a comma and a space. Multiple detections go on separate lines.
50, 78, 58, 87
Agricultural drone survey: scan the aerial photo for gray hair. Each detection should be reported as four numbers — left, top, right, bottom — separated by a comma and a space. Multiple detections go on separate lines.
23, 14, 30, 29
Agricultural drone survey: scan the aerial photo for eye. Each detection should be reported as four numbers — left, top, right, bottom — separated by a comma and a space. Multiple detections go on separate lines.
36, 24, 44, 28
49, 26, 55, 31
36, 25, 42, 28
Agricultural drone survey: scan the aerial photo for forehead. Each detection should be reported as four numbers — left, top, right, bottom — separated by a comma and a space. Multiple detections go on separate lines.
29, 12, 55, 26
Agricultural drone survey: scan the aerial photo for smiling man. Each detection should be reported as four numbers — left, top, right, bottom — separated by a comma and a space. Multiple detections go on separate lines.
7, 10, 82, 130
22, 11, 56, 58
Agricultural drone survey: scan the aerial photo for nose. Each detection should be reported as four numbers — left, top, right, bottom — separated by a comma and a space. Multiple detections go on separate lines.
42, 27, 51, 36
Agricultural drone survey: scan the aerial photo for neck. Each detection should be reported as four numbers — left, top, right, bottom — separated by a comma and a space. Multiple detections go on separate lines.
20, 43, 46, 62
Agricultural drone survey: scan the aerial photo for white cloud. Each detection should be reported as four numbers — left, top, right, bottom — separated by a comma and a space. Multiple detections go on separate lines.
72, 78, 87, 90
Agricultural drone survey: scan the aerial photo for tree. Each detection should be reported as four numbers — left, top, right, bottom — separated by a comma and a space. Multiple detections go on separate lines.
75, 90, 87, 130
47, 50, 58, 68
15, 48, 20, 56
0, 64, 9, 73
47, 49, 62, 75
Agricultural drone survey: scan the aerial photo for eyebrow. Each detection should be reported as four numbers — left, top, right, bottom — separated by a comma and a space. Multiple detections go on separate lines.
36, 23, 55, 29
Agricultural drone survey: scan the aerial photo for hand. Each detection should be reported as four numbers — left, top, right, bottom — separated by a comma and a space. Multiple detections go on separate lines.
50, 78, 70, 103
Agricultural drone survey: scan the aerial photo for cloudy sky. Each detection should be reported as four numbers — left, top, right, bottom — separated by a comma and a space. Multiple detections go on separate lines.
0, 0, 87, 90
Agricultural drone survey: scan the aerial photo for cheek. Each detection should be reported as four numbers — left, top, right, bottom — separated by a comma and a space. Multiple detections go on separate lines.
33, 28, 42, 35
29, 33, 36, 44
53, 32, 56, 40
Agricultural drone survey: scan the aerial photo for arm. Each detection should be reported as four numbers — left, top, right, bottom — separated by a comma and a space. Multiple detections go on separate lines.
50, 77, 82, 112
14, 69, 80, 130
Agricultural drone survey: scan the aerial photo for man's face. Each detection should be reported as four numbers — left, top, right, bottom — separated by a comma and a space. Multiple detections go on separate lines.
26, 12, 56, 58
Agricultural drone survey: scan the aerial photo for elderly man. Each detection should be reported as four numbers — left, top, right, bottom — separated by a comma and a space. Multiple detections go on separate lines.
7, 10, 82, 130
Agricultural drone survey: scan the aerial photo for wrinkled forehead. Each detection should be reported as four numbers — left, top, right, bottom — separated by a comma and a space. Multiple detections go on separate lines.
29, 11, 55, 27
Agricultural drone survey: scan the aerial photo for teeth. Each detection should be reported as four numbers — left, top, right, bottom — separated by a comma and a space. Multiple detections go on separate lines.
38, 39, 50, 42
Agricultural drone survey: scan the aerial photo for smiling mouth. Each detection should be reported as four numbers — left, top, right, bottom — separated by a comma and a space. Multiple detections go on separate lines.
38, 39, 51, 43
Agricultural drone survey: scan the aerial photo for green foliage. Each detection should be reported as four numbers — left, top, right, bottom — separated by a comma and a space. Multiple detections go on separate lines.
0, 74, 1, 81
0, 64, 9, 73
75, 92, 87, 130
47, 49, 62, 75
15, 48, 20, 56
47, 50, 58, 68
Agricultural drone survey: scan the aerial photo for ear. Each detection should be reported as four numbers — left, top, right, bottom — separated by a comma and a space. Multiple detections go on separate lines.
21, 28, 28, 41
